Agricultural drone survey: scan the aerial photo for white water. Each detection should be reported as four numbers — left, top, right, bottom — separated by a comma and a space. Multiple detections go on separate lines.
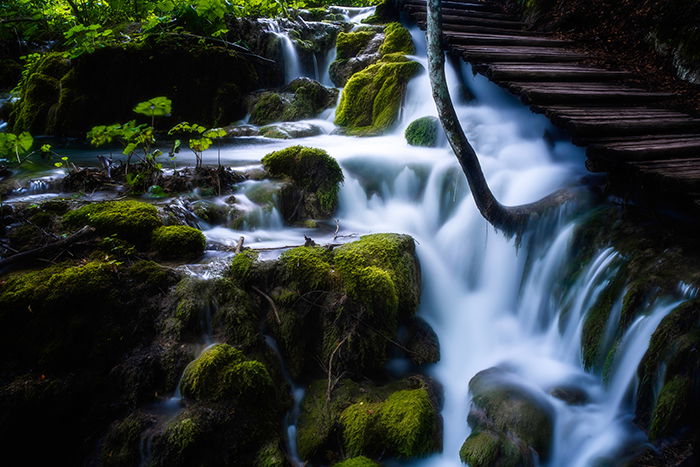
259, 19, 301, 84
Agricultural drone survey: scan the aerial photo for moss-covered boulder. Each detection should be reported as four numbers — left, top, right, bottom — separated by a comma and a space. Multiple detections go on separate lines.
405, 116, 440, 147
249, 78, 338, 125
335, 57, 421, 136
262, 145, 344, 222
404, 317, 440, 366
379, 22, 415, 56
329, 27, 385, 87
180, 343, 274, 403
151, 225, 206, 260
63, 200, 162, 245
460, 367, 554, 466
297, 376, 440, 464
101, 412, 156, 467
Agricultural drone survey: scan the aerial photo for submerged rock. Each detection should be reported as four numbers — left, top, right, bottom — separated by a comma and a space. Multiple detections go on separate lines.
260, 121, 324, 139
262, 145, 344, 222
460, 367, 555, 466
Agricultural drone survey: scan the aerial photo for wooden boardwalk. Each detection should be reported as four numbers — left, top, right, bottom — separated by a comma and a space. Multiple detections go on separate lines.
404, 0, 700, 211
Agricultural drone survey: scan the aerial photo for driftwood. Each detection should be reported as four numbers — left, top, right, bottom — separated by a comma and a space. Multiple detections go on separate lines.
0, 226, 97, 273
426, 0, 575, 235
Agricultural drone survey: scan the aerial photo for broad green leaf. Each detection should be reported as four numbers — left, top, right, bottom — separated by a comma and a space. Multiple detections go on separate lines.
133, 96, 172, 117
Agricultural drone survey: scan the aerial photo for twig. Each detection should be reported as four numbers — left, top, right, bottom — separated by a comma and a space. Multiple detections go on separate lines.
234, 236, 245, 253
0, 226, 96, 272
326, 333, 351, 402
333, 219, 340, 240
251, 285, 281, 325
166, 32, 275, 64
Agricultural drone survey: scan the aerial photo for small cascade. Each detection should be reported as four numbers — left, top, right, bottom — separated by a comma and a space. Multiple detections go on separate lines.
259, 18, 301, 84
265, 336, 305, 467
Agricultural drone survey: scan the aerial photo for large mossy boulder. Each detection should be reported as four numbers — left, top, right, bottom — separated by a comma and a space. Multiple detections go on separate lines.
297, 377, 440, 464
63, 200, 162, 246
460, 367, 554, 466
230, 233, 421, 381
151, 225, 206, 260
249, 77, 338, 125
335, 55, 421, 136
262, 145, 344, 222
11, 35, 277, 136
405, 116, 440, 147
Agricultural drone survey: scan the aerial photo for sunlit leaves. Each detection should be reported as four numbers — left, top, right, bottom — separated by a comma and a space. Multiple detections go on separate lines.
0, 132, 34, 161
133, 96, 172, 118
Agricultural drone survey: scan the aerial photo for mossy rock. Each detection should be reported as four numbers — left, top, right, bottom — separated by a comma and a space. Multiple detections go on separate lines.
101, 412, 155, 467
380, 23, 415, 56
262, 145, 344, 221
249, 92, 288, 125
459, 429, 526, 467
337, 31, 378, 59
151, 225, 206, 260
362, 0, 400, 25
335, 58, 421, 136
333, 456, 382, 467
405, 317, 440, 366
180, 343, 274, 403
249, 79, 338, 126
297, 377, 439, 464
649, 375, 693, 440
340, 387, 439, 459
63, 200, 162, 246
465, 368, 554, 463
255, 440, 286, 467
405, 116, 440, 147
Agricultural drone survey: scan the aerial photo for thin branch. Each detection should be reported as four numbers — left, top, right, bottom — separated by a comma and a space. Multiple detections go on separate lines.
251, 285, 281, 325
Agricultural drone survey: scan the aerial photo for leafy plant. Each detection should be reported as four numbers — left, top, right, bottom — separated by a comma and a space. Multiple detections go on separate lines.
63, 23, 116, 59
168, 122, 226, 168
0, 132, 33, 163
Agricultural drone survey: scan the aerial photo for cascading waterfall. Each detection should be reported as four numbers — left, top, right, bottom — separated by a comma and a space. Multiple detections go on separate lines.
259, 19, 301, 84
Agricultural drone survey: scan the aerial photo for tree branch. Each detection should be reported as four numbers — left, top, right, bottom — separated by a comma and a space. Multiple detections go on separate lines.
426, 0, 575, 235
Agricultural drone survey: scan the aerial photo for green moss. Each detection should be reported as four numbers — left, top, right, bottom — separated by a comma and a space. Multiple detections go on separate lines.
405, 116, 439, 147
262, 145, 344, 218
166, 417, 199, 454
229, 250, 259, 283
380, 23, 415, 56
151, 225, 206, 260
249, 92, 287, 125
649, 375, 692, 440
459, 430, 522, 467
280, 246, 334, 291
340, 401, 382, 457
255, 440, 286, 467
581, 274, 625, 370
101, 413, 153, 467
333, 233, 420, 316
283, 78, 338, 122
336, 31, 377, 59
63, 200, 162, 245
377, 388, 437, 457
333, 457, 381, 467
335, 59, 421, 136
180, 343, 273, 403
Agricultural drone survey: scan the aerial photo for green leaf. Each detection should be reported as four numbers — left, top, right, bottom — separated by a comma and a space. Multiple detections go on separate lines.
133, 96, 172, 117
41, 144, 52, 153
17, 132, 33, 153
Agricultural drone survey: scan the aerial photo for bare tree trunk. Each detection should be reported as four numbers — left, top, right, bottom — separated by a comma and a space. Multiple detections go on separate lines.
426, 0, 574, 235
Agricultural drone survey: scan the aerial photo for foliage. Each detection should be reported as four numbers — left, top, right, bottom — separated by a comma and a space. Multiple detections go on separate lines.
168, 122, 225, 168
0, 131, 71, 168
62, 23, 116, 59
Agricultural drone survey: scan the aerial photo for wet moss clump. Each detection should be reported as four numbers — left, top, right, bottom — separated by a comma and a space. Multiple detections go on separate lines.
337, 31, 377, 59
333, 457, 381, 467
63, 200, 162, 245
262, 145, 344, 221
249, 79, 338, 126
405, 116, 440, 147
151, 225, 206, 260
335, 58, 421, 136
180, 343, 274, 403
379, 22, 415, 56
249, 92, 287, 125
459, 429, 522, 467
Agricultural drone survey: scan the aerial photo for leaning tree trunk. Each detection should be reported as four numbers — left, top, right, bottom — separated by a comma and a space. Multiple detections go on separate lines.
426, 0, 574, 235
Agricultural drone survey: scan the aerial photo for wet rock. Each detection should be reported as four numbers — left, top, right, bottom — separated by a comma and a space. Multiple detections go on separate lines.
261, 145, 344, 222
101, 412, 157, 467
405, 116, 440, 147
248, 78, 338, 125
260, 121, 324, 139
549, 385, 589, 406
329, 27, 385, 87
405, 317, 440, 366
460, 367, 555, 466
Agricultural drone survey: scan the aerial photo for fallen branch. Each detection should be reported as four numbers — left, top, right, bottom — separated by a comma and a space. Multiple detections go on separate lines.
0, 226, 97, 273
167, 32, 276, 64
251, 285, 281, 325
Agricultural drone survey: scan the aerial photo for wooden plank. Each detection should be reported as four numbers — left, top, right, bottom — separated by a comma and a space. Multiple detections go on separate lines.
588, 137, 700, 161
455, 45, 586, 62
482, 62, 632, 81
563, 118, 700, 136
445, 32, 572, 47
407, 6, 519, 21
505, 82, 674, 105
405, 0, 504, 13
412, 12, 526, 29
416, 21, 554, 36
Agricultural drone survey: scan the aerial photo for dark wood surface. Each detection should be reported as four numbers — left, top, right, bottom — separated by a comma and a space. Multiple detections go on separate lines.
404, 0, 700, 209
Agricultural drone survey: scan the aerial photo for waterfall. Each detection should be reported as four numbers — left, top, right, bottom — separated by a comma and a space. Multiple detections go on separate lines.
259, 19, 301, 84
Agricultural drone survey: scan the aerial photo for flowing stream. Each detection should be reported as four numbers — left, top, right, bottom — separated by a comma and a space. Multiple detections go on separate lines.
187, 20, 691, 464
7, 13, 691, 466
